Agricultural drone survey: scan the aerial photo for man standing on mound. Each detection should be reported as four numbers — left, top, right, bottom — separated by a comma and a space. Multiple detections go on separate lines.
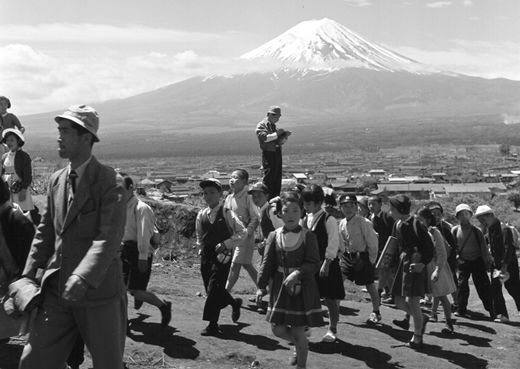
256, 106, 291, 200
19, 105, 127, 369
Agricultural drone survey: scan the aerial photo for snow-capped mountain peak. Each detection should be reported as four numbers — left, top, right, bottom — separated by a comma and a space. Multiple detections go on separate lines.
241, 18, 424, 73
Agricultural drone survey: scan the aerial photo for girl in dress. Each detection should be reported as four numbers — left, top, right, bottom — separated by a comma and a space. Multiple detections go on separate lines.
256, 191, 323, 369
1, 129, 34, 212
301, 185, 345, 343
416, 206, 457, 334
388, 195, 434, 349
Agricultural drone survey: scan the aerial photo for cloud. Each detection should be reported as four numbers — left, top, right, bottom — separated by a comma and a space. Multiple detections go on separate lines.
389, 40, 520, 81
426, 2, 453, 8
342, 0, 372, 7
462, 0, 474, 7
0, 23, 224, 44
0, 43, 247, 115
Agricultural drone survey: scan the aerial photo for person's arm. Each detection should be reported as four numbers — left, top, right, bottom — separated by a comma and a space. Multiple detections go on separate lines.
11, 114, 25, 133
246, 194, 259, 237
22, 175, 58, 279
362, 218, 379, 264
136, 204, 154, 261
324, 215, 340, 259
256, 121, 278, 142
17, 151, 32, 189
195, 210, 204, 252
501, 227, 515, 271
222, 208, 248, 249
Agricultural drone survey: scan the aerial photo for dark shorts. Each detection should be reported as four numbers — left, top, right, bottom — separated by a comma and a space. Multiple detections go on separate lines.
121, 241, 152, 291
340, 251, 375, 286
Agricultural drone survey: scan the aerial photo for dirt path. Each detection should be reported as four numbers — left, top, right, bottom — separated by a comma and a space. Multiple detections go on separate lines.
2, 258, 519, 369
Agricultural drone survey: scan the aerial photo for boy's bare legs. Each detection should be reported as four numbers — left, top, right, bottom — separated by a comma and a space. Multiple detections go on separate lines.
243, 263, 258, 287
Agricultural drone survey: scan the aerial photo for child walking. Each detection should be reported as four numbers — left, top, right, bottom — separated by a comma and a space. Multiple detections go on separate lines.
256, 191, 323, 369
196, 178, 248, 336
301, 185, 345, 343
225, 169, 260, 293
388, 195, 434, 348
1, 129, 34, 212
416, 206, 457, 334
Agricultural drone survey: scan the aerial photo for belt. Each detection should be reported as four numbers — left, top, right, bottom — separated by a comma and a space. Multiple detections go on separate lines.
277, 266, 298, 274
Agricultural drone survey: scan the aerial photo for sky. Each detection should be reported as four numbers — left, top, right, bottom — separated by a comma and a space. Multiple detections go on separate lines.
1, 0, 519, 115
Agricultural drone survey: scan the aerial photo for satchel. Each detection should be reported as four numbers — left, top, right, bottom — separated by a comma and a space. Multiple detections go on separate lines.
3, 277, 42, 319
284, 280, 302, 297
10, 180, 22, 194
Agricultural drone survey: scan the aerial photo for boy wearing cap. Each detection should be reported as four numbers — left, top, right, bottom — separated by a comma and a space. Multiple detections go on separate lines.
475, 205, 520, 322
451, 204, 494, 319
338, 194, 382, 324
196, 178, 248, 336
0, 96, 25, 134
19, 105, 127, 369
255, 105, 291, 200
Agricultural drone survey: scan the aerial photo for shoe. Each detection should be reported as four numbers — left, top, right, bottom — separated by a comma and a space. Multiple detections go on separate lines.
322, 309, 330, 318
366, 312, 382, 324
420, 297, 432, 306
494, 314, 510, 323
232, 298, 242, 322
361, 287, 368, 292
405, 335, 423, 349
289, 349, 297, 366
134, 298, 144, 310
454, 311, 466, 318
321, 330, 337, 343
421, 314, 430, 335
160, 300, 172, 327
257, 306, 266, 314
200, 324, 222, 336
451, 303, 459, 313
248, 296, 256, 303
441, 319, 454, 334
430, 312, 438, 323
393, 318, 410, 331
381, 296, 394, 305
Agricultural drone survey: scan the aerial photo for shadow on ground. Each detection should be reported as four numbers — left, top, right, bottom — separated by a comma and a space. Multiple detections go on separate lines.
127, 313, 199, 360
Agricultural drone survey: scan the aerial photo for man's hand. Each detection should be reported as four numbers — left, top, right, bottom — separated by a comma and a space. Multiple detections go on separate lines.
319, 260, 330, 277
138, 259, 149, 273
62, 274, 89, 302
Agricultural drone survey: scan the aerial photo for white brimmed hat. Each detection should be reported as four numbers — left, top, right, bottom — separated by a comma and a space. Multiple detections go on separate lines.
55, 104, 100, 142
455, 203, 472, 216
2, 128, 24, 144
475, 205, 494, 217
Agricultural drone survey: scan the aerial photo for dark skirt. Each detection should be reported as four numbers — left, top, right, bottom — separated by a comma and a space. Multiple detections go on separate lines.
315, 258, 345, 300
390, 252, 430, 297
266, 271, 324, 327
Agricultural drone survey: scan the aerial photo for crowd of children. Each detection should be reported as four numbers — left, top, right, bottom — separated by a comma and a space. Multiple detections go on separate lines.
193, 168, 520, 367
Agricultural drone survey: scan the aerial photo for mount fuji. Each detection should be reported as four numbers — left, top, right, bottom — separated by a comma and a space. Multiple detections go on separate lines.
241, 18, 426, 74
22, 18, 520, 157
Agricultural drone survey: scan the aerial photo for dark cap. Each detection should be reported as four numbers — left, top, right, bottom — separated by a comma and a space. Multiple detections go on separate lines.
339, 194, 357, 205
248, 182, 268, 194
200, 178, 222, 191
388, 194, 411, 215
368, 195, 382, 203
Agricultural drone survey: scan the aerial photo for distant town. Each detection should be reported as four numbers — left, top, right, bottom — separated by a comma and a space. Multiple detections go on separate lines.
32, 144, 520, 203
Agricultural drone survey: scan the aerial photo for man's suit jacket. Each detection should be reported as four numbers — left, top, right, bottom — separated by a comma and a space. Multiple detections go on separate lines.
22, 156, 126, 308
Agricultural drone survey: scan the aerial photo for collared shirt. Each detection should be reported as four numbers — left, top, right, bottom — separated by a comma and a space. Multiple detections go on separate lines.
122, 195, 155, 260
195, 202, 247, 250
305, 208, 340, 259
339, 214, 379, 264
224, 187, 259, 239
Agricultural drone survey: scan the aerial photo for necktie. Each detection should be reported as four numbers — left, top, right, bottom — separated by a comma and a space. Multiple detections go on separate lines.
69, 170, 78, 195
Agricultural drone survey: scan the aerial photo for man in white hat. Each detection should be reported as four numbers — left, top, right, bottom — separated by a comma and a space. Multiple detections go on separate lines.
475, 205, 520, 323
19, 105, 128, 369
451, 204, 494, 319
